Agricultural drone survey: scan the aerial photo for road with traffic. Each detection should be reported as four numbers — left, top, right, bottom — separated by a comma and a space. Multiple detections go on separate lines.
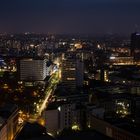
28, 71, 60, 122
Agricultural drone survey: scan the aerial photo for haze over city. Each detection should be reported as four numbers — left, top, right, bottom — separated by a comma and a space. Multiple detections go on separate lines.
0, 0, 140, 140
0, 0, 140, 34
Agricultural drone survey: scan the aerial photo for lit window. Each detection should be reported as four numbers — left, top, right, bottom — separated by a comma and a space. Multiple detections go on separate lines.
67, 78, 75, 80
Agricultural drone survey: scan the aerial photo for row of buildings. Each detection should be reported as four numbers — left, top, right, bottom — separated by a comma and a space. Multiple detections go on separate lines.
43, 93, 139, 139
18, 53, 84, 90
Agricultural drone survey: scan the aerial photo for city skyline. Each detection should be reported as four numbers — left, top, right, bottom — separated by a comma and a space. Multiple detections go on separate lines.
0, 1, 140, 139
0, 20, 140, 139
0, 0, 140, 35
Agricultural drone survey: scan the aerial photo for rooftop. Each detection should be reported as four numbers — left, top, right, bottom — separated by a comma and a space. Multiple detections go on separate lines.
57, 129, 112, 140
15, 122, 55, 140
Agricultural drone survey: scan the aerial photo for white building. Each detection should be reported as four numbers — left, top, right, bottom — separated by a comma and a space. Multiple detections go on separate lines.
45, 109, 59, 135
20, 58, 47, 81
45, 102, 80, 135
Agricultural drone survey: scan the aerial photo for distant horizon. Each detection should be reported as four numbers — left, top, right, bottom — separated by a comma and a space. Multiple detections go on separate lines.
0, 31, 137, 37
0, 0, 140, 35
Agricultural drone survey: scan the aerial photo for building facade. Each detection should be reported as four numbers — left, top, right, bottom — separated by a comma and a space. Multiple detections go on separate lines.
19, 58, 47, 81
61, 54, 84, 90
45, 102, 81, 135
131, 33, 140, 59
0, 104, 20, 140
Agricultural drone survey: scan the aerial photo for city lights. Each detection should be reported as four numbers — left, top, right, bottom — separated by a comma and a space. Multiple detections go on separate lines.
0, 16, 139, 139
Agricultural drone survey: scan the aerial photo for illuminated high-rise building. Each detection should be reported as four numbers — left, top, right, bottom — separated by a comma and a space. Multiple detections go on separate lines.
131, 32, 140, 58
61, 53, 84, 90
19, 58, 47, 81
62, 56, 77, 90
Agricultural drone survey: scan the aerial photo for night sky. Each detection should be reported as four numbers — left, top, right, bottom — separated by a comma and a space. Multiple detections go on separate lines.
0, 0, 140, 35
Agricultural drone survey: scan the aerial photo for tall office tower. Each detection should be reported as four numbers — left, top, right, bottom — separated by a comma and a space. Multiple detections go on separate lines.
131, 33, 140, 58
20, 58, 47, 81
76, 59, 84, 87
61, 54, 84, 90
62, 55, 77, 90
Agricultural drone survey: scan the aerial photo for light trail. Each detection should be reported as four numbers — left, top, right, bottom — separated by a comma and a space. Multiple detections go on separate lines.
39, 89, 52, 115
28, 71, 60, 122
37, 72, 59, 116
